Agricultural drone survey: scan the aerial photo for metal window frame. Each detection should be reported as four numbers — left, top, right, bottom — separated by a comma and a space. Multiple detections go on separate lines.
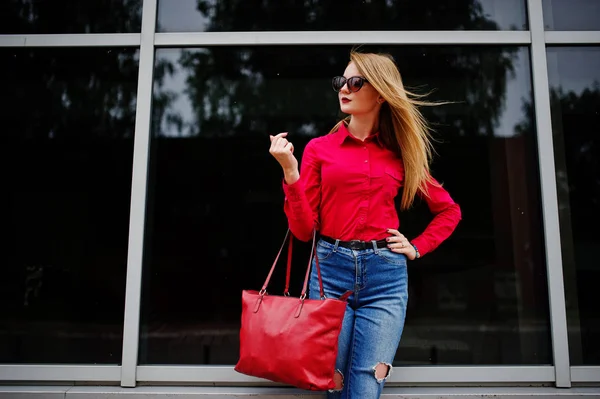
528, 0, 600, 388
120, 0, 158, 388
0, 365, 120, 381
571, 367, 600, 383
1, 0, 599, 388
136, 365, 555, 384
0, 33, 140, 47
542, 25, 600, 389
154, 30, 530, 46
527, 0, 571, 388
545, 31, 600, 44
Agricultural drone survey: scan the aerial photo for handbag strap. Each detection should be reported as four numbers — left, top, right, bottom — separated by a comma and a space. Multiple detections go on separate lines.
260, 229, 291, 294
313, 235, 325, 298
300, 229, 325, 299
260, 228, 325, 299
283, 234, 293, 296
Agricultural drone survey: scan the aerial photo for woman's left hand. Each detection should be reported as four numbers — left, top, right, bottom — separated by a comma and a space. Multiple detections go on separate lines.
386, 228, 417, 260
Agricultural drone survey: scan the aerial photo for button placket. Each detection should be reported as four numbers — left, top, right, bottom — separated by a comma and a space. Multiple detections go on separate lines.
359, 146, 371, 228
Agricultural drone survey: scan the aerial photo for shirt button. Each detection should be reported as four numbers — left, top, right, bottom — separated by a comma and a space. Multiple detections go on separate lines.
365, 160, 368, 163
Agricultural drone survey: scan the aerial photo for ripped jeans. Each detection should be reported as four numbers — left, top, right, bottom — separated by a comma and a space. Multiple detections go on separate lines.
309, 238, 408, 399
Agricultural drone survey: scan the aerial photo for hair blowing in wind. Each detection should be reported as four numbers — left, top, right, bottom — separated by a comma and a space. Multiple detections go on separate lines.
331, 51, 442, 210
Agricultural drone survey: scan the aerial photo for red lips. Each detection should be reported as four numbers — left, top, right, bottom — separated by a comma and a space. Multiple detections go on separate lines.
341, 97, 351, 103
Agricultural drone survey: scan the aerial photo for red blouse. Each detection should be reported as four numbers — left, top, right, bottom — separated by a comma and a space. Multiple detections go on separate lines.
283, 123, 461, 256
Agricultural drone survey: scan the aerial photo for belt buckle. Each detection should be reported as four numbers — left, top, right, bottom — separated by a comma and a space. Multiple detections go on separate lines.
348, 240, 363, 250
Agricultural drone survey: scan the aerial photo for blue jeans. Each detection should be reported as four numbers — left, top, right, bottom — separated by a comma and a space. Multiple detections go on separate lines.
309, 239, 408, 399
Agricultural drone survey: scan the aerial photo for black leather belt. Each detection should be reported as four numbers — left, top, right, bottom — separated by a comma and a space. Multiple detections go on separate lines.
321, 235, 388, 250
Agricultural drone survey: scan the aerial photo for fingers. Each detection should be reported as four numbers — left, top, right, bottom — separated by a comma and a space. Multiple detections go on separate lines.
386, 228, 410, 250
269, 132, 288, 143
386, 228, 406, 242
385, 228, 416, 260
269, 133, 292, 153
270, 132, 287, 140
387, 240, 411, 250
268, 132, 298, 172
271, 139, 292, 155
269, 132, 294, 156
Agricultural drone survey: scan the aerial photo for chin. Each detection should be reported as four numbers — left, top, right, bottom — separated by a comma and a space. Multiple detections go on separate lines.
339, 104, 354, 114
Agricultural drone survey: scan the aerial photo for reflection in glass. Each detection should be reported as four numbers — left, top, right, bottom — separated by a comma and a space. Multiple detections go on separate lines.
0, 48, 139, 363
0, 0, 142, 34
547, 47, 600, 365
542, 0, 600, 31
157, 0, 527, 32
140, 45, 551, 365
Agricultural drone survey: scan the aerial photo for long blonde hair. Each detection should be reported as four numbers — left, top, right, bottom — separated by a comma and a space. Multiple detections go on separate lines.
330, 51, 441, 210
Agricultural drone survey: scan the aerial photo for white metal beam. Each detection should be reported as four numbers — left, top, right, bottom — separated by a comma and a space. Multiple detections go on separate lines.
136, 365, 554, 383
0, 365, 120, 381
527, 0, 571, 388
545, 31, 600, 44
571, 366, 600, 382
0, 34, 140, 47
154, 31, 530, 46
120, 0, 158, 388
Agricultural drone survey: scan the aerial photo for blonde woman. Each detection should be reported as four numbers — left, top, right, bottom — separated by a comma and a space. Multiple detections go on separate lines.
269, 51, 461, 398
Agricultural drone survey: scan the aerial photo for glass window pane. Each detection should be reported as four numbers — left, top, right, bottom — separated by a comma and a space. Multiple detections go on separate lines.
547, 47, 600, 365
0, 48, 139, 364
140, 45, 551, 365
542, 0, 600, 31
157, 0, 527, 32
0, 0, 142, 34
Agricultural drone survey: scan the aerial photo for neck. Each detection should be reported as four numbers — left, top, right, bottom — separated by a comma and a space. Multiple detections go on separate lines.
347, 114, 379, 141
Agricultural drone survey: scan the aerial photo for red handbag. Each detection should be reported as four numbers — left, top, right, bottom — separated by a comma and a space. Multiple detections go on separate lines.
234, 229, 351, 391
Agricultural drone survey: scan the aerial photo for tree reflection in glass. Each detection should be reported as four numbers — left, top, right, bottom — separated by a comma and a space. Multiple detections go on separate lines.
0, 47, 139, 364
157, 0, 527, 32
142, 44, 552, 365
0, 0, 142, 34
545, 47, 600, 365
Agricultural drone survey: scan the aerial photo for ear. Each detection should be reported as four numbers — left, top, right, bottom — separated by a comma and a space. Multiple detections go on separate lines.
377, 97, 385, 104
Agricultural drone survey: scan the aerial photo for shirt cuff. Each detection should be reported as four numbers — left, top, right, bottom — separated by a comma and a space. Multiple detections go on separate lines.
282, 178, 304, 202
410, 236, 431, 258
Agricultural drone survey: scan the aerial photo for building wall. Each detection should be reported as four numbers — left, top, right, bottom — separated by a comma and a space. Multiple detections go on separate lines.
0, 0, 598, 391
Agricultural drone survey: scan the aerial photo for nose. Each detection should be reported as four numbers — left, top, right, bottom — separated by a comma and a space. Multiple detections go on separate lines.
339, 81, 351, 94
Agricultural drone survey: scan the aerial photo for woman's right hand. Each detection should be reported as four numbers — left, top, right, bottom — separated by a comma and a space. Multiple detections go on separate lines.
269, 132, 300, 184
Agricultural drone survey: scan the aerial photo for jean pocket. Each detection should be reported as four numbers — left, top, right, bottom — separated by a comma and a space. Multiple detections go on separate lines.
316, 241, 336, 261
375, 248, 407, 266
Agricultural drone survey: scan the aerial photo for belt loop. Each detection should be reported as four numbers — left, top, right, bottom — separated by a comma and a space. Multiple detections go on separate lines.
334, 239, 340, 252
371, 240, 379, 254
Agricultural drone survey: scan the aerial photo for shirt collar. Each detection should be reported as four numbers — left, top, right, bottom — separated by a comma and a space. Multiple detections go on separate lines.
334, 121, 384, 147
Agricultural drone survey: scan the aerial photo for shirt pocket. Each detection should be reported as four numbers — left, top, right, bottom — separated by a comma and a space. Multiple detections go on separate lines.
384, 166, 404, 198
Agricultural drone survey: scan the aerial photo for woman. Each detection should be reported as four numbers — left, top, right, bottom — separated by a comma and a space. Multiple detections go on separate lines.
269, 51, 461, 398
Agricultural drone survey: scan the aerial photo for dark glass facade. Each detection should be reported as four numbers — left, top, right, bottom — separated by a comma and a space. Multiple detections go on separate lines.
547, 46, 600, 365
157, 0, 527, 32
0, 0, 142, 34
139, 45, 551, 366
0, 47, 139, 363
0, 0, 598, 388
542, 0, 600, 31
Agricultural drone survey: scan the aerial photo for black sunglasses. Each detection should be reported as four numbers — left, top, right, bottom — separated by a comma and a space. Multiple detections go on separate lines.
332, 76, 369, 93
